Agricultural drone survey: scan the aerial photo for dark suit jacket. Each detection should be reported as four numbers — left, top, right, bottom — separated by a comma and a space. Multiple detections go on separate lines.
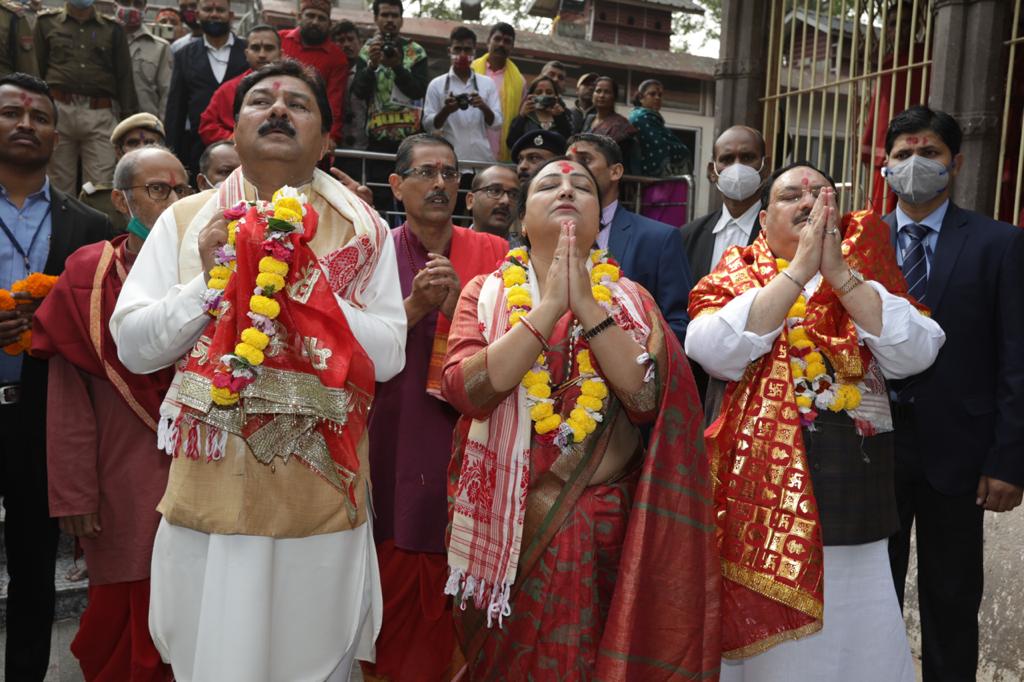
607, 205, 692, 347
680, 208, 762, 282
166, 36, 248, 173
20, 189, 115, 394
679, 208, 760, 404
886, 203, 1024, 494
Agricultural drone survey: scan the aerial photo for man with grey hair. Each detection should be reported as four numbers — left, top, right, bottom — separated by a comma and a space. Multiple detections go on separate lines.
33, 147, 189, 680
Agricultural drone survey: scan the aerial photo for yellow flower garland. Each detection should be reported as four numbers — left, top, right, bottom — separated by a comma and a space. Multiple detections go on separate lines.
209, 189, 304, 406
500, 247, 621, 444
776, 258, 864, 421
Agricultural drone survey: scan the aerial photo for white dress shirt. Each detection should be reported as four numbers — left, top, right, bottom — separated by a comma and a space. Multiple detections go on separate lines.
204, 33, 235, 84
596, 200, 618, 250
894, 198, 947, 276
685, 275, 946, 382
710, 201, 761, 270
110, 195, 407, 383
423, 69, 503, 165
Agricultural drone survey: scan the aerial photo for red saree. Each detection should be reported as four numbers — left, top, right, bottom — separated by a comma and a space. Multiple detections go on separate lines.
442, 274, 720, 681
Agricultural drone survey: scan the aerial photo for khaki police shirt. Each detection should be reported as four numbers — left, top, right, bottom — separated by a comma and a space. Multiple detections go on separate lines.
0, 1, 38, 76
127, 24, 169, 118
34, 8, 138, 114
79, 184, 127, 232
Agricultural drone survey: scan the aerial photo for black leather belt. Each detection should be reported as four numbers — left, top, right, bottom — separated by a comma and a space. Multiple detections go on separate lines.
0, 383, 20, 405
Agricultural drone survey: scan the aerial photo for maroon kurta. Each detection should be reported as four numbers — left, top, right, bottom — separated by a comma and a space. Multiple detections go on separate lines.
46, 356, 169, 585
367, 225, 506, 553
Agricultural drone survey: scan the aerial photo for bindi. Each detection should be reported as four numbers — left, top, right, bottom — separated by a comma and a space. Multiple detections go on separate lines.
558, 161, 574, 174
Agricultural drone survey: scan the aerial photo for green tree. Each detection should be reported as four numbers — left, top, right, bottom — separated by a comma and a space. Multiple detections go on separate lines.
672, 0, 721, 54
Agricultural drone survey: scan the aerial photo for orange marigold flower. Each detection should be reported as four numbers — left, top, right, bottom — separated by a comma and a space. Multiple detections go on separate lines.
0, 289, 14, 311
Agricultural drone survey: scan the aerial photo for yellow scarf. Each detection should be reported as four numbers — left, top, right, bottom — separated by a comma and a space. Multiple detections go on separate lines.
472, 54, 524, 161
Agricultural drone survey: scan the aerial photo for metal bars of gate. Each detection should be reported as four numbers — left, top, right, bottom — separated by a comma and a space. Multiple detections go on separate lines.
994, 0, 1024, 225
760, 0, 933, 214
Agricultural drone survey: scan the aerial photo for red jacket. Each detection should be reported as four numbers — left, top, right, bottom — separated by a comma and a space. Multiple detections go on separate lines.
279, 28, 347, 143
198, 69, 250, 147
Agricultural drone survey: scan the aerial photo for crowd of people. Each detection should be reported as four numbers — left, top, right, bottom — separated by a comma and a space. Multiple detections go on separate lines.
0, 2, 1020, 682
0, 0, 692, 228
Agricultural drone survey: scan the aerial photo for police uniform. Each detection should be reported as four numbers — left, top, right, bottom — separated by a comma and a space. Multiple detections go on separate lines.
0, 0, 38, 76
79, 181, 125, 231
78, 112, 166, 232
34, 6, 138, 195
127, 23, 170, 117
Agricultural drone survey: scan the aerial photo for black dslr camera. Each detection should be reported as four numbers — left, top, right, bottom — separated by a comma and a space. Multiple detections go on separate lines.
454, 93, 473, 110
533, 95, 556, 110
380, 34, 399, 59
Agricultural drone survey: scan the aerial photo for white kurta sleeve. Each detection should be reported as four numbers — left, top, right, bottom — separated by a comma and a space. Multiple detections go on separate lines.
334, 232, 407, 382
853, 280, 946, 379
110, 207, 210, 374
684, 288, 783, 382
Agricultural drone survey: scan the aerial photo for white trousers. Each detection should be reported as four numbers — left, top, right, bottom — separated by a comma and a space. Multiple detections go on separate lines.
149, 517, 381, 682
721, 540, 914, 682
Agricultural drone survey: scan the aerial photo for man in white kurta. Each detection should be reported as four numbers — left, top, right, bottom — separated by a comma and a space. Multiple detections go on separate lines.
685, 162, 944, 681
110, 60, 406, 682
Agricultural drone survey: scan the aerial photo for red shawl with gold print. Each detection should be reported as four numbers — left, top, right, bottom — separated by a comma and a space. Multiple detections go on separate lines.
688, 209, 917, 657
173, 202, 377, 515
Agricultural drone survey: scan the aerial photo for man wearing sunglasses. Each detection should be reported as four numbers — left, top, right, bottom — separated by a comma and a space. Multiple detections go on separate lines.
80, 112, 167, 231
34, 146, 188, 680
361, 133, 507, 681
466, 163, 518, 238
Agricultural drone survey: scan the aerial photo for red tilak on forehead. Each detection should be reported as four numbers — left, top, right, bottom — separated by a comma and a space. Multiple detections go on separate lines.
271, 80, 282, 92
19, 92, 33, 107
569, 145, 578, 155
558, 161, 574, 174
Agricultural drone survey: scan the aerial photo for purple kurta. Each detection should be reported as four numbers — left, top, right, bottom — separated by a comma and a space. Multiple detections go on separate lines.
367, 226, 458, 554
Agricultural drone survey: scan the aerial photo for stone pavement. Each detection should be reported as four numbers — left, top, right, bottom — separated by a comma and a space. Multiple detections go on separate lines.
0, 621, 366, 681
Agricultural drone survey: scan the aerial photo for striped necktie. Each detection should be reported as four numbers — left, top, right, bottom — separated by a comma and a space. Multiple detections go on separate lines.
900, 223, 929, 303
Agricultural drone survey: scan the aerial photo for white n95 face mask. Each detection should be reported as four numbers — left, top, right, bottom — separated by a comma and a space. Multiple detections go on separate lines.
882, 155, 951, 204
714, 159, 765, 201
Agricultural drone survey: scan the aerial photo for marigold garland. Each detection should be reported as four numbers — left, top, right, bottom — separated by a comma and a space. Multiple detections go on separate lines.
1, 273, 58, 355
776, 258, 865, 426
205, 188, 308, 406
500, 245, 622, 448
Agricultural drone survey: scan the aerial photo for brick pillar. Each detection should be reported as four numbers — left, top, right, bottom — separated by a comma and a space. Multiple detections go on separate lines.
929, 0, 1009, 213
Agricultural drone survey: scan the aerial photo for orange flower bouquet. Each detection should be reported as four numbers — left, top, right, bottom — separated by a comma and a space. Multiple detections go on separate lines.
2, 272, 59, 355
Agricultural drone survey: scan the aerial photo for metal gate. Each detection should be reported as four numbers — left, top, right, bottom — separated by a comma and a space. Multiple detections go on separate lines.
761, 0, 933, 214
994, 0, 1024, 226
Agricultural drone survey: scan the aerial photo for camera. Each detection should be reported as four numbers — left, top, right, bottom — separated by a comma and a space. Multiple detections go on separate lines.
454, 93, 472, 110
380, 35, 399, 59
533, 95, 556, 110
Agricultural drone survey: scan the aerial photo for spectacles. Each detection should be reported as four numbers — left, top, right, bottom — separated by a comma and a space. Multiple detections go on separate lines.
400, 165, 460, 182
470, 184, 520, 201
124, 182, 193, 200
